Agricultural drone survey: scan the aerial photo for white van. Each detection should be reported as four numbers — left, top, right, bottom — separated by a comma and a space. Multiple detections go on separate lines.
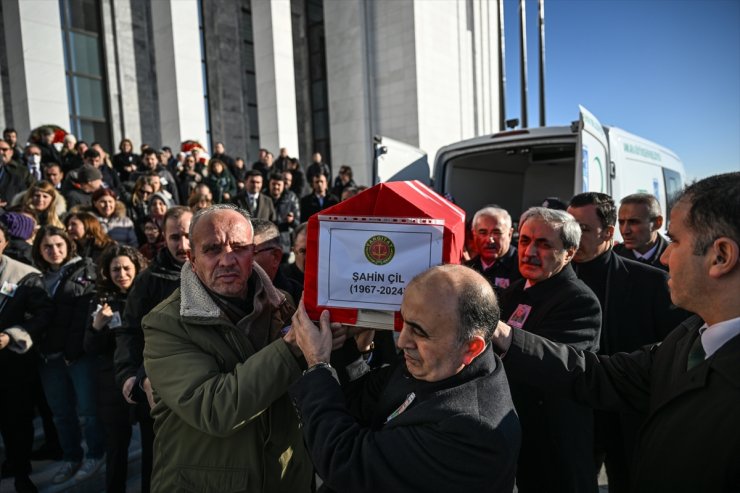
429, 106, 685, 232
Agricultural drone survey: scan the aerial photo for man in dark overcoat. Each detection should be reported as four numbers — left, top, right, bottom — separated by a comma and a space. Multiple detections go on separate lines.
289, 264, 521, 492
491, 172, 740, 493
499, 207, 601, 493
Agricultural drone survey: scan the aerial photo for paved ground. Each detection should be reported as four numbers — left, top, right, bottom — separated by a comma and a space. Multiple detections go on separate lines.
0, 421, 142, 493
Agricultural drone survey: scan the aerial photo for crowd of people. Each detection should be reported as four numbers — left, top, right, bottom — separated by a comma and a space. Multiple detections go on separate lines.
0, 126, 363, 493
0, 123, 737, 493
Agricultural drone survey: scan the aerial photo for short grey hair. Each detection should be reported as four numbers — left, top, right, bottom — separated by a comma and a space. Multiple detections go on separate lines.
189, 203, 252, 244
620, 193, 662, 220
519, 207, 581, 250
471, 206, 512, 231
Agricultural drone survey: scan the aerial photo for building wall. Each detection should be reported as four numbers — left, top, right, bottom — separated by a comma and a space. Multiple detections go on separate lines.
1, 0, 68, 141
252, 0, 299, 160
130, 0, 161, 148
203, 0, 249, 158
324, 0, 501, 187
0, 0, 502, 183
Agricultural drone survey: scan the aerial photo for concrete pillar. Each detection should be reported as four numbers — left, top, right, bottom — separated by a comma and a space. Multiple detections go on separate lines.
102, 0, 142, 149
2, 0, 68, 142
251, 0, 299, 156
151, 0, 208, 149
323, 0, 374, 186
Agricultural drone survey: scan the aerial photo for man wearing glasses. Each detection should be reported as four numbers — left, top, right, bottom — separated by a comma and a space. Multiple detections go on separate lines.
465, 206, 521, 296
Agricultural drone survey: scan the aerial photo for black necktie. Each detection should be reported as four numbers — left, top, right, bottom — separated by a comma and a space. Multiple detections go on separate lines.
686, 333, 706, 371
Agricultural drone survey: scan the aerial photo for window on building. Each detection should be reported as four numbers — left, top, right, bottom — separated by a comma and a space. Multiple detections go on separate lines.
241, 0, 260, 163
59, 0, 111, 151
306, 0, 331, 167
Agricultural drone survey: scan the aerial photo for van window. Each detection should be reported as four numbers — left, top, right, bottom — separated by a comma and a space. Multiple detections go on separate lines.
663, 168, 683, 225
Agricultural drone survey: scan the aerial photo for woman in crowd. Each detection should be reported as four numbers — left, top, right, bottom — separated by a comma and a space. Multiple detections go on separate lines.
126, 176, 155, 243
0, 211, 37, 265
64, 212, 116, 264
138, 216, 164, 261
84, 245, 147, 493
112, 138, 139, 182
16, 180, 66, 228
147, 192, 171, 231
89, 188, 138, 246
188, 192, 213, 213
204, 158, 236, 203
32, 226, 105, 485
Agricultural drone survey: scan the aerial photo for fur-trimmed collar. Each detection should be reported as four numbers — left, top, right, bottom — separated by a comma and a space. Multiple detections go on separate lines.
179, 260, 285, 319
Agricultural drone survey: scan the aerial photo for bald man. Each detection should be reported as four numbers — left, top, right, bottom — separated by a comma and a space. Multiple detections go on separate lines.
288, 264, 521, 492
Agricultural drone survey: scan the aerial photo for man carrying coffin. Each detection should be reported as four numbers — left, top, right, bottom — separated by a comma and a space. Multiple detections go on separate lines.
288, 264, 521, 492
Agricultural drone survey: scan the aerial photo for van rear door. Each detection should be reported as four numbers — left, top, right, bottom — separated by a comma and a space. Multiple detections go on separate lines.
373, 135, 431, 185
577, 105, 610, 195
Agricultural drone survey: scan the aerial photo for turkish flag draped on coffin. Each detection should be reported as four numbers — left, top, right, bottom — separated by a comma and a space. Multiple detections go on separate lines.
304, 180, 465, 330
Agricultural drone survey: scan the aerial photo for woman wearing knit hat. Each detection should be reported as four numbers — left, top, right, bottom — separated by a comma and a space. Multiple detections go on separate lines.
0, 211, 37, 266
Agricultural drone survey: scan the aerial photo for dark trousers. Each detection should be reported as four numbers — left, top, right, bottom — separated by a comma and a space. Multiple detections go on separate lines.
96, 366, 133, 493
136, 401, 155, 493
594, 410, 640, 493
0, 383, 34, 477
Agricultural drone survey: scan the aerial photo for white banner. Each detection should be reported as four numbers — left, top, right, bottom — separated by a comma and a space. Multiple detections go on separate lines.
317, 217, 444, 311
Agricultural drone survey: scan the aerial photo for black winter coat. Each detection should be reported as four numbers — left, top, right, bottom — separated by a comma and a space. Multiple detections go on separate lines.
290, 347, 521, 492
0, 271, 53, 385
114, 248, 181, 395
41, 257, 97, 360
500, 264, 602, 493
504, 315, 740, 493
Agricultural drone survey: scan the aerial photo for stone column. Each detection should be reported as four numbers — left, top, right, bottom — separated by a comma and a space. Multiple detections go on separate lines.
151, 0, 208, 149
251, 0, 299, 156
2, 0, 68, 140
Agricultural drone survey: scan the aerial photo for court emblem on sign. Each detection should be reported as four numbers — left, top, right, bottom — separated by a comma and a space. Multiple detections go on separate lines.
364, 235, 395, 265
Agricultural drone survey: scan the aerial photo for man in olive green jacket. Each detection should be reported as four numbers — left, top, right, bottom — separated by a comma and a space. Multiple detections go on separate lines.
142, 205, 313, 492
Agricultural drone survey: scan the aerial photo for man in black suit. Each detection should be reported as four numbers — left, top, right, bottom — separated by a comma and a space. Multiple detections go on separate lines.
300, 174, 338, 220
613, 193, 670, 271
492, 172, 740, 492
288, 264, 521, 492
464, 206, 521, 296
500, 207, 601, 493
233, 170, 277, 222
568, 192, 691, 492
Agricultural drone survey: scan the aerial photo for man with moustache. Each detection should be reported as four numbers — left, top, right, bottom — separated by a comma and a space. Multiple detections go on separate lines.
491, 173, 740, 492
613, 193, 670, 271
142, 204, 315, 492
499, 207, 601, 493
114, 206, 192, 493
288, 264, 521, 492
465, 206, 521, 295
